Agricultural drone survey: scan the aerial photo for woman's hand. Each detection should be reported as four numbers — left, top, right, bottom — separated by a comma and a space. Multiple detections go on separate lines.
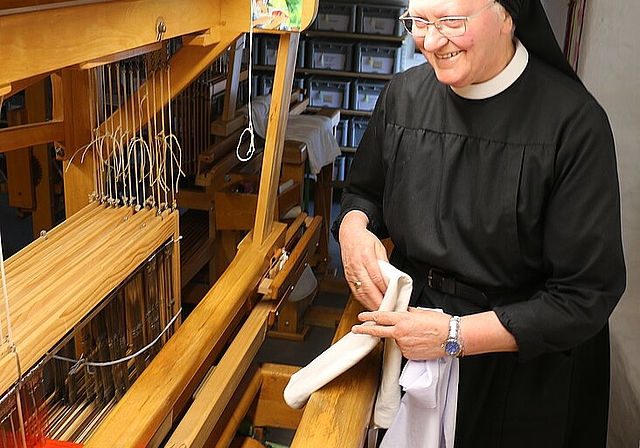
352, 308, 450, 360
339, 211, 389, 311
352, 309, 519, 359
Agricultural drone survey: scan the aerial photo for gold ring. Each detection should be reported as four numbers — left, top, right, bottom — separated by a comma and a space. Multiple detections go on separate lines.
354, 280, 362, 290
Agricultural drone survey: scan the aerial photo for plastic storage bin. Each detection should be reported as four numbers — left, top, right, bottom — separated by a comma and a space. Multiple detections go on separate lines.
259, 74, 274, 96
356, 43, 402, 74
352, 80, 386, 111
357, 4, 405, 37
309, 78, 351, 109
259, 36, 305, 68
307, 40, 354, 71
313, 2, 357, 32
335, 118, 349, 147
349, 116, 370, 147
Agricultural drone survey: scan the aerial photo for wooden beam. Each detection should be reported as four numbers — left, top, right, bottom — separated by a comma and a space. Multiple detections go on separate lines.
5, 108, 35, 209
208, 363, 263, 448
222, 36, 245, 122
250, 363, 305, 430
26, 79, 56, 235
97, 29, 242, 137
0, 120, 64, 154
78, 42, 163, 69
0, 0, 252, 87
60, 68, 94, 216
0, 73, 48, 98
253, 32, 300, 244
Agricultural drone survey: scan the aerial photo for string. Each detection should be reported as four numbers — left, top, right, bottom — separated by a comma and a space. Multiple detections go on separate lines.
0, 224, 28, 448
236, 15, 257, 162
165, 65, 186, 209
50, 307, 182, 372
0, 214, 15, 352
0, 93, 5, 344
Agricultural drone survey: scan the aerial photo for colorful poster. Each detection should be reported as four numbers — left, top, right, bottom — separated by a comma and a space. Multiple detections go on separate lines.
252, 0, 302, 31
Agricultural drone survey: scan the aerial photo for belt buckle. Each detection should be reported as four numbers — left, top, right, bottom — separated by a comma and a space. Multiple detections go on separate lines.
427, 268, 445, 290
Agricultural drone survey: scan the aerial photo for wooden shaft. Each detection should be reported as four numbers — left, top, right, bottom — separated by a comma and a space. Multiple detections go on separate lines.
253, 32, 300, 244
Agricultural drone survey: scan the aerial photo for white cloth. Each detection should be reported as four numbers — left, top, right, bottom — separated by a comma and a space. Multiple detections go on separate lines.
250, 95, 342, 174
283, 261, 459, 447
283, 260, 411, 418
380, 355, 459, 448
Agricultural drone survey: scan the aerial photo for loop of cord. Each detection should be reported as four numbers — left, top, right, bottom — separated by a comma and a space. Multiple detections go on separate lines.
50, 307, 182, 375
237, 25, 257, 162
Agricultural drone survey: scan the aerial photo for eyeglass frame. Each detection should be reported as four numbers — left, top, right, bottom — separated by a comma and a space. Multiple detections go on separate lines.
398, 1, 497, 39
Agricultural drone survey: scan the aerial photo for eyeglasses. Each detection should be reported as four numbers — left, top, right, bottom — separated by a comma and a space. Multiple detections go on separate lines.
399, 1, 496, 38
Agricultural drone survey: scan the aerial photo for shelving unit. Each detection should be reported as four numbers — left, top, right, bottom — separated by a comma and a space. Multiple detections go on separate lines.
252, 1, 410, 183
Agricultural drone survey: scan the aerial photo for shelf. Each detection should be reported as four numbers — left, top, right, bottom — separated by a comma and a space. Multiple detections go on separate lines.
304, 30, 406, 43
254, 65, 393, 81
306, 107, 372, 118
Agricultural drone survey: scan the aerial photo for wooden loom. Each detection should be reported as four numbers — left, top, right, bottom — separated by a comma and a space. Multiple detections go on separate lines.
0, 1, 381, 447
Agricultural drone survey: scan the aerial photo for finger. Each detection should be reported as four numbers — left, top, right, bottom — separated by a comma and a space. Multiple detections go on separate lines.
358, 311, 395, 326
351, 323, 394, 339
363, 261, 387, 296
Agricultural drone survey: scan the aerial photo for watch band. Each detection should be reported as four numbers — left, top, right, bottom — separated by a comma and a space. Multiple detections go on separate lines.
449, 316, 461, 339
442, 315, 464, 357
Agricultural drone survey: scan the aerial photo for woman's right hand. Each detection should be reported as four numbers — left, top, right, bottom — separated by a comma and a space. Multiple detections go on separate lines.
338, 211, 389, 311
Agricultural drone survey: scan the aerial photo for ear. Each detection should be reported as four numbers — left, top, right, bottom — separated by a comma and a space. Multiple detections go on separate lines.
500, 8, 514, 35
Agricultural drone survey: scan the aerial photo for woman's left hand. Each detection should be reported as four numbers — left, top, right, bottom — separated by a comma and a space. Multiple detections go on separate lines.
351, 307, 451, 360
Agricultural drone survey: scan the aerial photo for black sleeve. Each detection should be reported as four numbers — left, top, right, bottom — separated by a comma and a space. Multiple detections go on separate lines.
494, 99, 626, 362
331, 84, 391, 243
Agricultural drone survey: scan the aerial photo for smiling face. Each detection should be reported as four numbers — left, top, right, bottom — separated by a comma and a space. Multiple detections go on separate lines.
408, 0, 515, 88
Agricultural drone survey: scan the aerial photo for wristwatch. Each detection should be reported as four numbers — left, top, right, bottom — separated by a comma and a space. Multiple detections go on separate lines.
442, 316, 464, 357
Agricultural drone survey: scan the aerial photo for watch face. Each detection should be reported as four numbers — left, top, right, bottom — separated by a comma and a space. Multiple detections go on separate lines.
444, 339, 461, 356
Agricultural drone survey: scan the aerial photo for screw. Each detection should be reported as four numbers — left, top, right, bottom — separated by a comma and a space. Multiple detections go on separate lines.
156, 18, 167, 41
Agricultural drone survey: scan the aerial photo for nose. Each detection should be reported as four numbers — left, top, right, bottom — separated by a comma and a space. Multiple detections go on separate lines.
418, 27, 449, 52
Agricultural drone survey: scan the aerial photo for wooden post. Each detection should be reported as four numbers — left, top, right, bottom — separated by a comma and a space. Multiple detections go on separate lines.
252, 32, 300, 245
5, 108, 35, 210
60, 68, 95, 216
222, 36, 246, 122
210, 36, 249, 137
26, 80, 56, 234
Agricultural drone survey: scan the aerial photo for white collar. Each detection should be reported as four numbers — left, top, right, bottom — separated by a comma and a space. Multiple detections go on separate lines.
451, 39, 528, 100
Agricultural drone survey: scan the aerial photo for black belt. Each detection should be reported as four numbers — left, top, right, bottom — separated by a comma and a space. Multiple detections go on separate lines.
427, 267, 489, 307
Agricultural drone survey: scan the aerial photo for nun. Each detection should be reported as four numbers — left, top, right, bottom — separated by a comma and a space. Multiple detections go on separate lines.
334, 0, 626, 446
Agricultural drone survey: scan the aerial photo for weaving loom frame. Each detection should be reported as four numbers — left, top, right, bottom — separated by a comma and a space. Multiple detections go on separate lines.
0, 1, 384, 447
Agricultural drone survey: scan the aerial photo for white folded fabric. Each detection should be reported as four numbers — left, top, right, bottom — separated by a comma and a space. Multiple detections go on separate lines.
285, 114, 342, 175
380, 356, 459, 448
283, 260, 411, 417
249, 94, 341, 174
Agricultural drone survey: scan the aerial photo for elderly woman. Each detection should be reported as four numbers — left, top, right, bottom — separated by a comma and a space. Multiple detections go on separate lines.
334, 0, 626, 446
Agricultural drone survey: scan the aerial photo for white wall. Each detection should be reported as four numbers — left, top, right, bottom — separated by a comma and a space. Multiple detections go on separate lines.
579, 2, 640, 447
